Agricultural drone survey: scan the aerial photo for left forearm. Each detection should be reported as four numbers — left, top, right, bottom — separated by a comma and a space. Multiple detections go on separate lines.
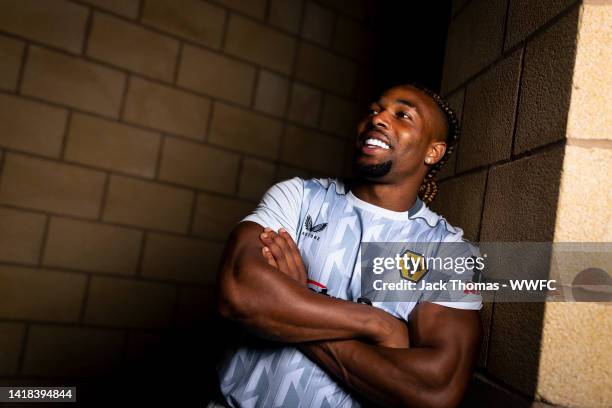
300, 340, 452, 408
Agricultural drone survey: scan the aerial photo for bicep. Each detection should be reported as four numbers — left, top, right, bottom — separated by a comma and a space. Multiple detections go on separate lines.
408, 302, 482, 388
216, 222, 270, 309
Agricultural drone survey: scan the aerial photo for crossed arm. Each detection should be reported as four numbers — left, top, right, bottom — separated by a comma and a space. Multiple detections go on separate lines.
216, 221, 482, 408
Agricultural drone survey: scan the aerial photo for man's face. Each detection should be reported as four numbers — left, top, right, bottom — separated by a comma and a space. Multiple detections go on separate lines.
353, 85, 447, 182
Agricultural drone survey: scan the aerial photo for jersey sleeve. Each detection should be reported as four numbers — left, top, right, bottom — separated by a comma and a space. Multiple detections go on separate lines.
241, 177, 304, 242
420, 230, 484, 311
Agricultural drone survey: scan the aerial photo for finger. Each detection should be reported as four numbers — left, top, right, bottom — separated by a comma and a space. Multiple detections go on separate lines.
279, 228, 307, 276
261, 231, 290, 271
261, 247, 278, 268
271, 231, 298, 273
259, 230, 278, 248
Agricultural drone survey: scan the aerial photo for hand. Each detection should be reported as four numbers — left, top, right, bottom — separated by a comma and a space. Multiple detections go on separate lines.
260, 228, 308, 287
372, 312, 410, 349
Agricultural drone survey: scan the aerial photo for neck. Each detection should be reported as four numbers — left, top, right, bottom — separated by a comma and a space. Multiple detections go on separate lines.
348, 177, 422, 212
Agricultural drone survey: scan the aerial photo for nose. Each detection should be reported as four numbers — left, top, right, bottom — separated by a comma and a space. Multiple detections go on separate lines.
371, 110, 390, 130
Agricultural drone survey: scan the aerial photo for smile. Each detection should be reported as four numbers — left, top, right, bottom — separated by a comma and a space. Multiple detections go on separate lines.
364, 138, 390, 150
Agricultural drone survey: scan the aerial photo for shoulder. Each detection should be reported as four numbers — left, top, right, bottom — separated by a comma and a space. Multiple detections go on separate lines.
303, 177, 348, 196
410, 204, 466, 243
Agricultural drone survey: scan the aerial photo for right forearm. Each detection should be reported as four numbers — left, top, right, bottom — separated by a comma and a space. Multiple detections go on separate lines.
218, 262, 389, 344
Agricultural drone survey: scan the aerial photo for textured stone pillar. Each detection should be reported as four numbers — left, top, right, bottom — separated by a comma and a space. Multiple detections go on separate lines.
437, 0, 611, 405
537, 1, 612, 406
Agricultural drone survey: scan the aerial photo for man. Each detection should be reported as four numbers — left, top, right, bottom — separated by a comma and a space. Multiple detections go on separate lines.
214, 84, 483, 407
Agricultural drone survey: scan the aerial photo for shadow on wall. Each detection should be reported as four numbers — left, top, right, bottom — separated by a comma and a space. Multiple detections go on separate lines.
0, 0, 451, 404
431, 0, 581, 404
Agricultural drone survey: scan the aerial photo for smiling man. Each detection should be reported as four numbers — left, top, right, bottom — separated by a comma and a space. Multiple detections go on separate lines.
214, 84, 483, 408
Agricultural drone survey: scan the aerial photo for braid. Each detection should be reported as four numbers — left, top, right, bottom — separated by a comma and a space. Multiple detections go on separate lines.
407, 83, 461, 205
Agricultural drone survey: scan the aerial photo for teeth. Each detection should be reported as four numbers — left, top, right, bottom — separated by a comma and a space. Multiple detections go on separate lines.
365, 138, 390, 150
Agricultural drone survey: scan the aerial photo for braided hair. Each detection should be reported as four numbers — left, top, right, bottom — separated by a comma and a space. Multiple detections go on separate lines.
406, 83, 461, 205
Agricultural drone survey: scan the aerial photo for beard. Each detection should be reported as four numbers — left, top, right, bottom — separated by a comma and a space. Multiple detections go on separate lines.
353, 159, 393, 178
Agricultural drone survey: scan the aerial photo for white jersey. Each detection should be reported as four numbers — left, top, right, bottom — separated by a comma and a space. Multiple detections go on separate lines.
218, 177, 482, 408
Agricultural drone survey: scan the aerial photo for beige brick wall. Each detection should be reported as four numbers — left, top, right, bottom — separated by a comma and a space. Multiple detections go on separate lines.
436, 1, 611, 407
0, 0, 371, 392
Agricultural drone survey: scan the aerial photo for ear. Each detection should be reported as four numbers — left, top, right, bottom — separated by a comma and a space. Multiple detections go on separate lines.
424, 141, 446, 165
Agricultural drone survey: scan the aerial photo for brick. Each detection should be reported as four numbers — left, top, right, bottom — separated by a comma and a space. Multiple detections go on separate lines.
225, 15, 296, 74
320, 94, 359, 138
0, 153, 106, 218
353, 66, 376, 103
0, 207, 46, 265
215, 0, 267, 19
0, 322, 25, 375
103, 175, 193, 233
65, 113, 161, 178
441, 0, 507, 93
504, 0, 575, 50
445, 87, 466, 121
0, 35, 24, 90
237, 158, 277, 201
22, 325, 124, 377
554, 145, 612, 242
461, 374, 533, 406
437, 88, 465, 180
177, 45, 256, 105
457, 49, 522, 172
288, 82, 322, 126
42, 217, 142, 275
193, 193, 254, 239
209, 103, 282, 160
333, 16, 371, 60
22, 46, 126, 118
451, 0, 470, 17
0, 93, 68, 157
566, 3, 612, 141
282, 125, 345, 174
80, 0, 140, 18
84, 276, 176, 328
175, 286, 216, 327
295, 43, 356, 96
538, 303, 612, 407
87, 12, 179, 82
430, 170, 487, 241
0, 0, 88, 53
317, 0, 366, 20
480, 146, 564, 241
124, 330, 163, 364
159, 137, 240, 193
487, 302, 546, 395
514, 8, 579, 154
142, 0, 226, 48
141, 233, 223, 284
254, 70, 290, 117
302, 2, 335, 46
269, 0, 303, 33
0, 265, 86, 322
123, 77, 210, 140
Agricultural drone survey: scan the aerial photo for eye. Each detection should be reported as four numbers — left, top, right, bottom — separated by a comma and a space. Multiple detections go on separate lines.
367, 107, 379, 115
396, 111, 412, 120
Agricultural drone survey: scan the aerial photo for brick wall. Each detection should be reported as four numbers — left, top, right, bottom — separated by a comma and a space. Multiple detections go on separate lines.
433, 0, 612, 407
0, 0, 374, 398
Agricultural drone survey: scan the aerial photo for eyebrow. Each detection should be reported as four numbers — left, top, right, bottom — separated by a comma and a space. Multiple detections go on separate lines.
374, 98, 422, 119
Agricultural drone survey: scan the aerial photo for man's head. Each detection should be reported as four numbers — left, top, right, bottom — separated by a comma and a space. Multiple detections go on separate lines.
353, 84, 459, 202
